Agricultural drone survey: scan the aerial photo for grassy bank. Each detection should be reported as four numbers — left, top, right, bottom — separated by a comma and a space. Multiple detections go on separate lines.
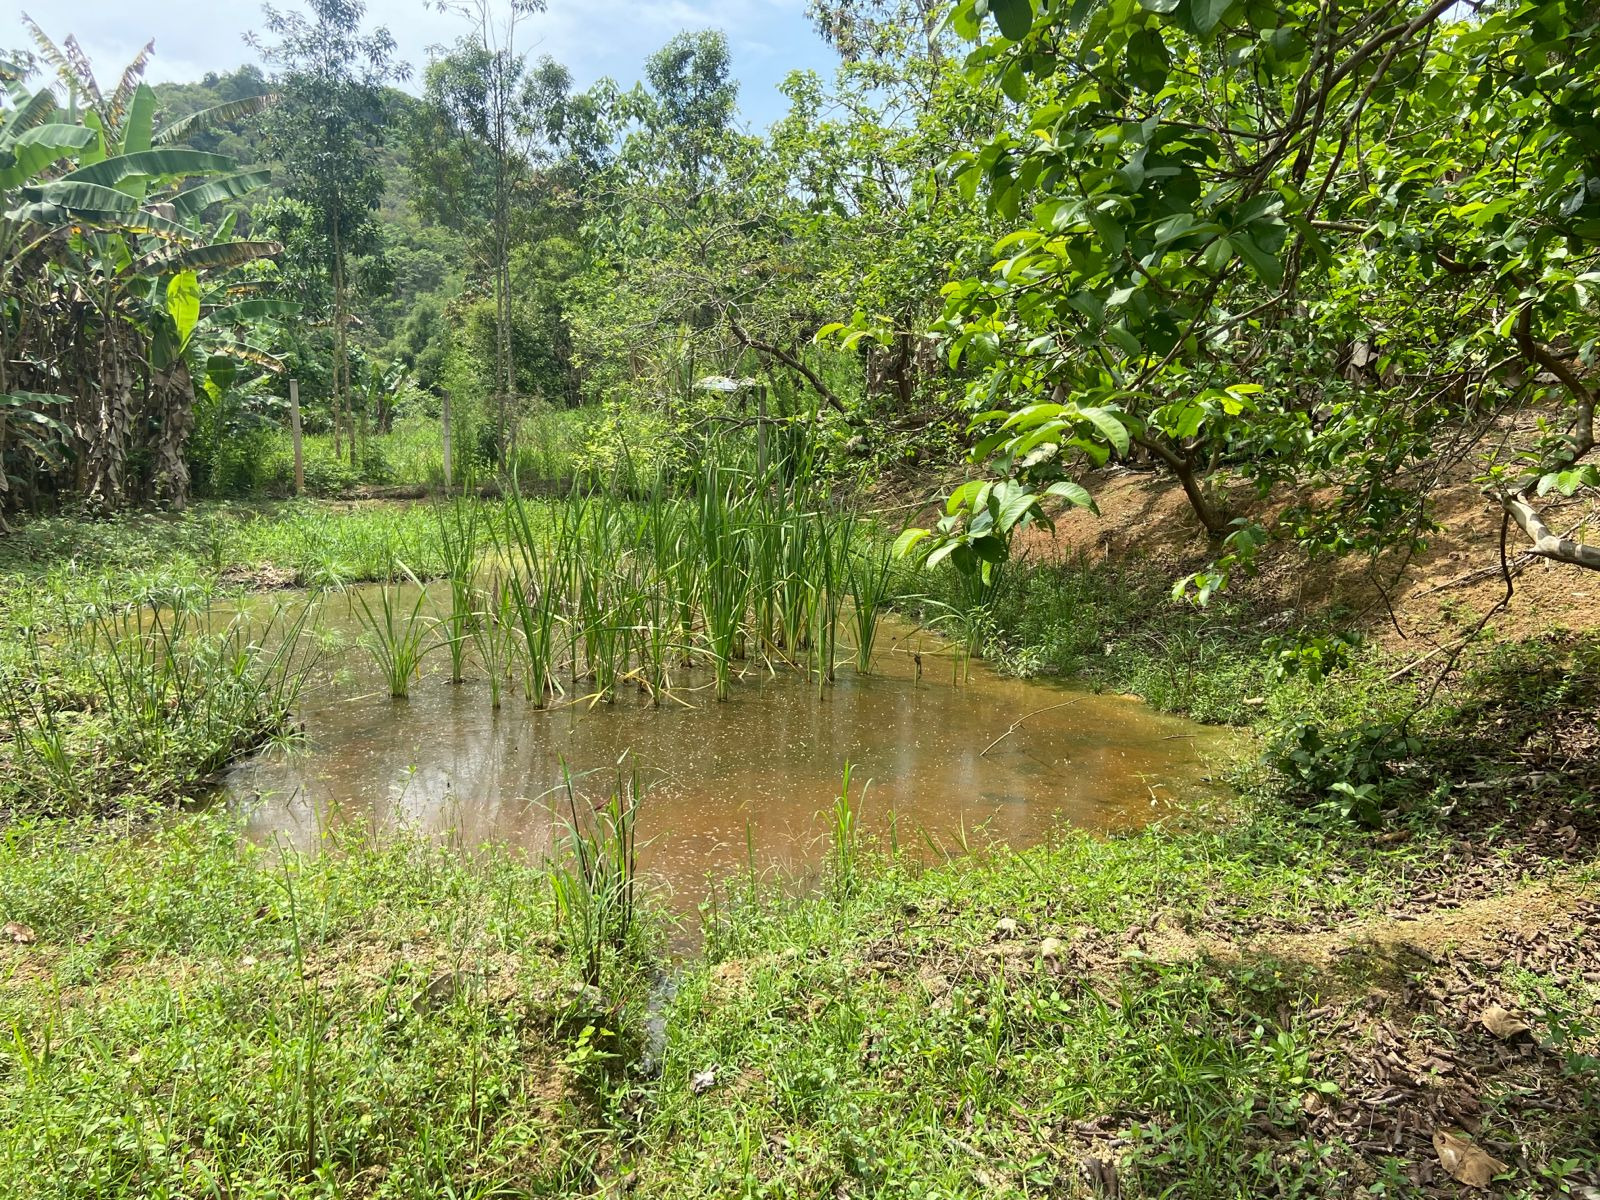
0, 817, 653, 1199
0, 503, 461, 819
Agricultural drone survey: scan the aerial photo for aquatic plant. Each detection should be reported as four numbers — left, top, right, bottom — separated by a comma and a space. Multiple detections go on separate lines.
0, 595, 316, 814
433, 495, 483, 685
498, 491, 563, 706
353, 585, 435, 699
830, 761, 863, 901
548, 759, 643, 988
847, 536, 895, 673
469, 571, 518, 710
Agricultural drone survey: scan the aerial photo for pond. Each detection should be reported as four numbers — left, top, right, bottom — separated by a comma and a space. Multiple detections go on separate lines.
225, 587, 1233, 910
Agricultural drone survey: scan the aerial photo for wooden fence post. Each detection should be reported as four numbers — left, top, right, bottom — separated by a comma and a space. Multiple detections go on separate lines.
289, 379, 304, 497
440, 389, 454, 491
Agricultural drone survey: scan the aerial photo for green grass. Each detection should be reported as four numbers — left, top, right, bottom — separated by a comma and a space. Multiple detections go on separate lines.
0, 816, 651, 1199
631, 804, 1598, 1199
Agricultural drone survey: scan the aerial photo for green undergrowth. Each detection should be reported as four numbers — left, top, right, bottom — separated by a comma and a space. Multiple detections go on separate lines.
0, 503, 477, 819
0, 816, 651, 1199
630, 808, 1599, 1199
0, 501, 463, 624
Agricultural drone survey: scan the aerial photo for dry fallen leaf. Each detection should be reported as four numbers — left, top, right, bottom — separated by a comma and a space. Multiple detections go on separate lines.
3, 921, 36, 945
689, 1067, 717, 1095
1039, 936, 1065, 960
1480, 1004, 1532, 1041
1433, 1129, 1508, 1189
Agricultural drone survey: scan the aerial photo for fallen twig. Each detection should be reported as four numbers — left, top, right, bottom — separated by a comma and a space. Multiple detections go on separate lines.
981, 699, 1084, 756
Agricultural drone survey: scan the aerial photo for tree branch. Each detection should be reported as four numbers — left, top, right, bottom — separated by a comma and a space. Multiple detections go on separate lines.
1514, 304, 1595, 459
726, 315, 851, 417
1501, 492, 1600, 571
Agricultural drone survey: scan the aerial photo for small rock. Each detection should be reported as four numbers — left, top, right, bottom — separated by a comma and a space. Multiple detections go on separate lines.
3, 921, 36, 945
994, 917, 1019, 938
1039, 937, 1065, 960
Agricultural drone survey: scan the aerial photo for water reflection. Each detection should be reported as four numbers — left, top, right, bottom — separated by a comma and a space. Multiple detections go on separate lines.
226, 595, 1231, 904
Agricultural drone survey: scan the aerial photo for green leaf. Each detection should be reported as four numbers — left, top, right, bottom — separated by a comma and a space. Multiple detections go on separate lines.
154, 94, 274, 146
208, 298, 301, 324
170, 170, 272, 219
62, 149, 235, 188
990, 0, 1034, 41
122, 84, 157, 156
1126, 28, 1171, 93
0, 123, 97, 190
167, 270, 202, 351
1087, 207, 1126, 258
891, 528, 933, 559
1190, 0, 1232, 34
1044, 480, 1099, 512
1233, 231, 1283, 287
1076, 407, 1132, 455
131, 240, 283, 276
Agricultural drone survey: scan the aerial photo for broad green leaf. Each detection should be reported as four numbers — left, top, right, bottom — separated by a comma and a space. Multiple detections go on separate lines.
0, 123, 97, 189
170, 170, 272, 219
1191, 0, 1232, 34
154, 95, 274, 146
123, 84, 157, 156
62, 149, 235, 189
131, 240, 283, 276
167, 270, 201, 351
1044, 480, 1099, 512
1233, 231, 1283, 287
990, 0, 1034, 41
208, 298, 301, 324
1077, 406, 1132, 455
891, 528, 933, 558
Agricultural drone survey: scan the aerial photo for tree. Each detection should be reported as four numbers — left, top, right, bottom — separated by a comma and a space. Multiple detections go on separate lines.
897, 0, 1600, 597
250, 0, 403, 465
408, 2, 580, 463
2, 29, 280, 518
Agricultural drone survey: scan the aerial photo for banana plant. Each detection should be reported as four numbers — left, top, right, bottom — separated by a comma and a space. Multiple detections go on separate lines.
2, 27, 284, 516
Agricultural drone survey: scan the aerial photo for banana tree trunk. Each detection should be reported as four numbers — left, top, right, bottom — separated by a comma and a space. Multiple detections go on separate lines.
151, 358, 195, 511
84, 335, 133, 513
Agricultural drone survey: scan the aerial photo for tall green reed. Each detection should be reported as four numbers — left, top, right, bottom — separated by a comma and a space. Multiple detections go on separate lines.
548, 758, 643, 988
353, 585, 435, 699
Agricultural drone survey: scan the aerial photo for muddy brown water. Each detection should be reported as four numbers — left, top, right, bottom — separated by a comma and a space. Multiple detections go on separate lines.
224, 588, 1233, 911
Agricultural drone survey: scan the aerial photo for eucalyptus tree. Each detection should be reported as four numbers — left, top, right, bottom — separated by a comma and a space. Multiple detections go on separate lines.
892, 0, 1600, 596
407, 1, 586, 464
250, 0, 403, 465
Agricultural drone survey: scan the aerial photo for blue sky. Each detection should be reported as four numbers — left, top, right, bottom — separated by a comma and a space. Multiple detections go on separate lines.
2, 0, 840, 131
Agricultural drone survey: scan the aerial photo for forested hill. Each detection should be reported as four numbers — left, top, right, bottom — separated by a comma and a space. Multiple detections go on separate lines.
151, 67, 466, 365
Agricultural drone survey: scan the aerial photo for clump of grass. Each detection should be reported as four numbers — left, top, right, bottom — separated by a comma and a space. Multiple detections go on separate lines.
352, 584, 435, 699
470, 570, 519, 709
433, 494, 483, 684
0, 595, 315, 817
846, 539, 894, 673
830, 760, 863, 901
548, 758, 645, 989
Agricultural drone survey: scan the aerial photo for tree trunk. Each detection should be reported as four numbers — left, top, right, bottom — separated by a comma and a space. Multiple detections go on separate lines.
84, 334, 133, 513
1135, 434, 1229, 540
151, 358, 196, 511
331, 218, 348, 464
